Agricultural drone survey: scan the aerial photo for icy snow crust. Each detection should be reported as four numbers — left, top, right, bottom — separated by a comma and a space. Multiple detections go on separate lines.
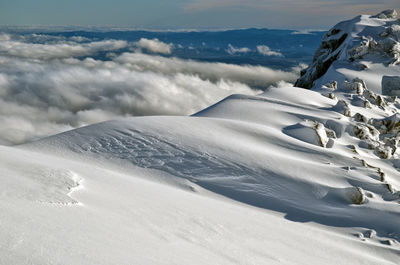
2, 10, 400, 265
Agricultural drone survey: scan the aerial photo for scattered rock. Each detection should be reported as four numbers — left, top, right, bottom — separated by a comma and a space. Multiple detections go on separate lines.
314, 122, 329, 148
381, 24, 400, 40
378, 169, 386, 182
373, 9, 398, 19
353, 123, 379, 141
381, 239, 396, 246
347, 36, 377, 60
376, 95, 388, 108
325, 127, 337, 139
356, 232, 365, 239
354, 113, 369, 123
347, 187, 366, 205
371, 113, 400, 134
364, 229, 376, 239
363, 99, 372, 108
383, 137, 399, 155
343, 79, 365, 94
324, 80, 338, 90
386, 183, 395, 194
375, 145, 392, 159
333, 100, 351, 117
328, 92, 336, 99
351, 95, 368, 107
348, 144, 358, 154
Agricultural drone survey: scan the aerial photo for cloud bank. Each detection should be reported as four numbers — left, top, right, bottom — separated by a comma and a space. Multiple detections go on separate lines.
0, 33, 300, 145
0, 34, 128, 60
256, 45, 283, 57
135, 38, 173, 54
226, 44, 251, 55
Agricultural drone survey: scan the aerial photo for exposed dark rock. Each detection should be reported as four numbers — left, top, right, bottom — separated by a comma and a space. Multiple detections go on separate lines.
295, 33, 347, 89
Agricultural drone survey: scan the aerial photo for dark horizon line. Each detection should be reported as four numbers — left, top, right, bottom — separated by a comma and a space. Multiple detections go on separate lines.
0, 24, 328, 33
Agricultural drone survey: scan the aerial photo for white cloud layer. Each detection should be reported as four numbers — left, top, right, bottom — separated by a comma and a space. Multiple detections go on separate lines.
135, 38, 173, 54
0, 34, 300, 145
256, 45, 283, 57
226, 44, 251, 54
114, 52, 298, 88
0, 34, 128, 60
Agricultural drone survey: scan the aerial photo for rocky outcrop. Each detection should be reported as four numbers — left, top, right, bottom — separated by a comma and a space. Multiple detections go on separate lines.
295, 29, 348, 89
373, 9, 398, 19
295, 9, 400, 89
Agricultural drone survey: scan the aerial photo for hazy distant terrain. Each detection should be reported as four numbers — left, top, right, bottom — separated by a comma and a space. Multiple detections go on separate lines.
1, 27, 325, 69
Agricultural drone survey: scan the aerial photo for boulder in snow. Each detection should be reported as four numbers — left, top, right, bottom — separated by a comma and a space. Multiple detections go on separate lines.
343, 78, 366, 94
283, 121, 330, 148
346, 187, 366, 205
333, 100, 351, 117
373, 9, 398, 19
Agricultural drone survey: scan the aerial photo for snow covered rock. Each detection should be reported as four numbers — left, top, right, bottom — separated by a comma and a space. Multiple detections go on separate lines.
295, 28, 348, 88
333, 99, 351, 116
323, 80, 338, 90
296, 9, 400, 91
346, 187, 366, 205
351, 112, 400, 158
343, 77, 366, 94
371, 113, 400, 134
353, 123, 380, 141
373, 9, 398, 19
347, 36, 377, 61
283, 120, 332, 148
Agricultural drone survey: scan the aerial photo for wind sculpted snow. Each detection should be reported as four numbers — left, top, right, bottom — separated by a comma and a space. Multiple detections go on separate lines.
25, 85, 400, 245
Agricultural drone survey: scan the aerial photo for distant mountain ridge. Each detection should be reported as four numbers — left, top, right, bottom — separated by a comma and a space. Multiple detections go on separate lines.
1, 27, 325, 70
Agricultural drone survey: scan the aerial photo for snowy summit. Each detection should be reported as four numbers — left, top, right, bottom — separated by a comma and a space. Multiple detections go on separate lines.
1, 10, 400, 265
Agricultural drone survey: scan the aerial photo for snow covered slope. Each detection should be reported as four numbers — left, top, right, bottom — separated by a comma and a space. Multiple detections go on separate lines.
4, 142, 399, 265
2, 10, 400, 265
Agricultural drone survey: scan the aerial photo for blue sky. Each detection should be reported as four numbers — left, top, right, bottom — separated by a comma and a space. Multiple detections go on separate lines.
0, 0, 399, 29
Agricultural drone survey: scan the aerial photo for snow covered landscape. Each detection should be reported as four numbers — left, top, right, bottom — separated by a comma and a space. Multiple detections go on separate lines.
1, 8, 400, 265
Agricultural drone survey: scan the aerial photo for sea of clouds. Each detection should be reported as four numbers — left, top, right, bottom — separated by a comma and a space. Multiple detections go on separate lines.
0, 33, 302, 145
226, 43, 283, 57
